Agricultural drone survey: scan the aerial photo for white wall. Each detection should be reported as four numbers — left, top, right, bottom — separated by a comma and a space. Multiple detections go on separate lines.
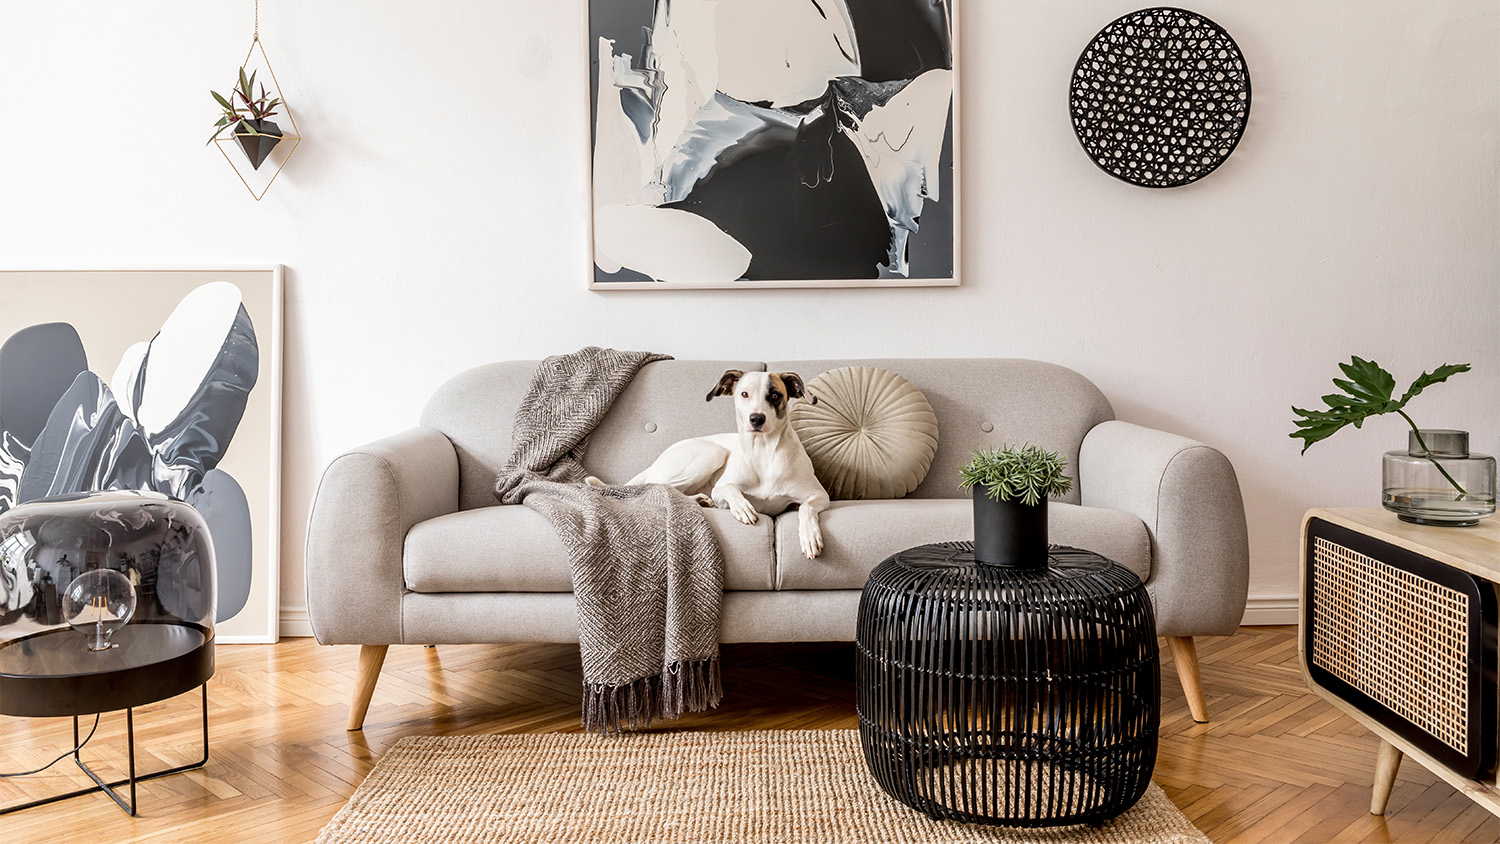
3, 1, 1496, 634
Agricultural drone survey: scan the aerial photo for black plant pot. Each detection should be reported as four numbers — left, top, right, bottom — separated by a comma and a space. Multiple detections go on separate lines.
972, 487, 1048, 568
234, 119, 282, 170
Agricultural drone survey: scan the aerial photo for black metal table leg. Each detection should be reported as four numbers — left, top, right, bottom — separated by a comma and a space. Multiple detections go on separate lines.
0, 684, 209, 816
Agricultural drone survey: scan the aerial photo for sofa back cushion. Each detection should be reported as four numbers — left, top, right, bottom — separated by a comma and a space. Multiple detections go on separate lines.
767, 359, 1113, 503
422, 359, 763, 510
421, 360, 539, 511
423, 357, 1112, 510
584, 359, 766, 485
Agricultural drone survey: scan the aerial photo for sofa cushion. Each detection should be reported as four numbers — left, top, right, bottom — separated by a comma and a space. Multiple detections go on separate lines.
404, 503, 776, 593
420, 359, 765, 512
574, 359, 765, 487
767, 359, 1115, 504
791, 366, 939, 500
773, 499, 1151, 590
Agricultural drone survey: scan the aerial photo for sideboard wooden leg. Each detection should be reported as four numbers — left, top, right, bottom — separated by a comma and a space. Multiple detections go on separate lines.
348, 644, 389, 731
1167, 636, 1210, 723
1371, 739, 1403, 815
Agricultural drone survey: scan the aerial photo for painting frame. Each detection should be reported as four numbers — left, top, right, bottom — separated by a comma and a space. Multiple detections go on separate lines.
586, 0, 962, 290
0, 266, 284, 643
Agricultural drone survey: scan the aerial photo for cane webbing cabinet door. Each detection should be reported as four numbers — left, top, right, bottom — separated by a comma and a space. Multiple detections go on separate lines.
1299, 508, 1500, 818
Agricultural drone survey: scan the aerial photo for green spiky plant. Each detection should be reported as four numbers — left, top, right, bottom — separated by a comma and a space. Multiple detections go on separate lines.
207, 67, 282, 145
1290, 356, 1472, 495
959, 444, 1074, 506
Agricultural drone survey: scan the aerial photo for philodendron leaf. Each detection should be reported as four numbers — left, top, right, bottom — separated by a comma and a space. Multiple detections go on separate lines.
1400, 362, 1471, 406
1291, 357, 1472, 453
1337, 355, 1396, 404
1289, 411, 1361, 453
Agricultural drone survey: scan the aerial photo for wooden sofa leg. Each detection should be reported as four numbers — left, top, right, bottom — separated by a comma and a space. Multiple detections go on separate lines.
1167, 636, 1210, 723
348, 644, 389, 731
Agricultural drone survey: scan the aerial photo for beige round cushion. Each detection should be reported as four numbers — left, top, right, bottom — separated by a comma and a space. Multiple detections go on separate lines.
790, 366, 939, 500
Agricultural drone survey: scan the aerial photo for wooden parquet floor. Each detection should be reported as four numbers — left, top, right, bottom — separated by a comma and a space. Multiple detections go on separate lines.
1, 626, 1496, 843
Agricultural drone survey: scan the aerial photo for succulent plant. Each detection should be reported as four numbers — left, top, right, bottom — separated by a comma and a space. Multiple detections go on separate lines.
959, 444, 1074, 506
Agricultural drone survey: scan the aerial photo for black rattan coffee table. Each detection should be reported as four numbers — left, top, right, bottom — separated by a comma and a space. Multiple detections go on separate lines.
856, 542, 1159, 827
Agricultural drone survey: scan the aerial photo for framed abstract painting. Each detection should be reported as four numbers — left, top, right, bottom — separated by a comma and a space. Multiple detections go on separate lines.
0, 268, 283, 643
588, 0, 960, 289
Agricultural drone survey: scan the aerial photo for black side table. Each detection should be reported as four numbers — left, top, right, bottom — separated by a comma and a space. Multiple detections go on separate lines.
856, 542, 1159, 827
0, 491, 217, 816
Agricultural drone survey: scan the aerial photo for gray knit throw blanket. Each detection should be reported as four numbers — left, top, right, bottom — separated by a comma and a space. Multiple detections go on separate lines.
493, 347, 724, 734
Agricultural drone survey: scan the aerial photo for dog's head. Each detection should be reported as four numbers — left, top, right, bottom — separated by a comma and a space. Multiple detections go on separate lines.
707, 370, 814, 434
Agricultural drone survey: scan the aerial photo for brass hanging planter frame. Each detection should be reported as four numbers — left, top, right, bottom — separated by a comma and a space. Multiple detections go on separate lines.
213, 21, 300, 201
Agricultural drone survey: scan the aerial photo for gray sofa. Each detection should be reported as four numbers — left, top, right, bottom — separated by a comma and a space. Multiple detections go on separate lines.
306, 358, 1250, 730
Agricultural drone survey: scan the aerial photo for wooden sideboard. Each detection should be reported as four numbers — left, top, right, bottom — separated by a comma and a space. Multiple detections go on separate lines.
1299, 507, 1500, 818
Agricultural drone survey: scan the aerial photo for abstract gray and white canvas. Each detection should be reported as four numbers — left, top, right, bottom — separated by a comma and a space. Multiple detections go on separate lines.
589, 0, 958, 287
0, 269, 283, 642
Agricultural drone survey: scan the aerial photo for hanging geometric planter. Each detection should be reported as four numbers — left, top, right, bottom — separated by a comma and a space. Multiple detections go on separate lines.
209, 6, 300, 201
234, 117, 283, 170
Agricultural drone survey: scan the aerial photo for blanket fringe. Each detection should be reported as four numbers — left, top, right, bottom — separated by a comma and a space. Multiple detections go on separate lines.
583, 656, 723, 735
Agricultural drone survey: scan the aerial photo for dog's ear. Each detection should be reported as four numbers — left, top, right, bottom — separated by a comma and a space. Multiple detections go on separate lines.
777, 372, 817, 405
707, 369, 744, 401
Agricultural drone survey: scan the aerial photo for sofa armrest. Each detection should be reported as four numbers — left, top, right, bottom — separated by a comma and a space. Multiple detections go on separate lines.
305, 426, 460, 645
1079, 420, 1249, 637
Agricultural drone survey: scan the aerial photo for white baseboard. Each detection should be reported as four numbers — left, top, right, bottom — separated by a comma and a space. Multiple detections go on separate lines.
279, 605, 315, 638
1240, 595, 1299, 626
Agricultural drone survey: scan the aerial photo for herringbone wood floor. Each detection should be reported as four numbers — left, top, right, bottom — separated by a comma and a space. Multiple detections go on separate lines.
2, 626, 1496, 843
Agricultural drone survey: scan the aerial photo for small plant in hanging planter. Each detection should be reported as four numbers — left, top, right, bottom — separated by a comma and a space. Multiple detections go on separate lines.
208, 67, 283, 170
1291, 356, 1495, 526
959, 444, 1074, 568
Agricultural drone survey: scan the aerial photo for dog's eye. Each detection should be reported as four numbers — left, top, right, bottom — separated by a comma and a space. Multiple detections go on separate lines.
740, 391, 749, 398
768, 392, 781, 403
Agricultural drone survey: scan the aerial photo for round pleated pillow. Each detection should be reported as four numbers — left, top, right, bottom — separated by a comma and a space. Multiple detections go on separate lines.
790, 366, 939, 500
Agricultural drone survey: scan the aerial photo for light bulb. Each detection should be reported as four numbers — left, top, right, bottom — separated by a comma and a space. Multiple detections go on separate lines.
62, 569, 137, 651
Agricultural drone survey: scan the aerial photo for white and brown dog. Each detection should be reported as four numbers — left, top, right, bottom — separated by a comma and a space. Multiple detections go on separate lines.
589, 370, 830, 558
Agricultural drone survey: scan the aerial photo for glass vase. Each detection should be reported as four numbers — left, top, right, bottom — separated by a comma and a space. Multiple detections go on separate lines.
1382, 430, 1496, 526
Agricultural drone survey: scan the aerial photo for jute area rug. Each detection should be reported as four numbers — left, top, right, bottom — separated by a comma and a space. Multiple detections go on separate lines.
315, 730, 1209, 844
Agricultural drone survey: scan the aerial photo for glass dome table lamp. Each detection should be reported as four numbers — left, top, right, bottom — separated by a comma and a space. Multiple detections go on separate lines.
0, 490, 216, 816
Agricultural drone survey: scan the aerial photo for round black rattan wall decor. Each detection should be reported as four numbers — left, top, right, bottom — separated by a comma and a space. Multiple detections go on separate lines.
1069, 7, 1251, 188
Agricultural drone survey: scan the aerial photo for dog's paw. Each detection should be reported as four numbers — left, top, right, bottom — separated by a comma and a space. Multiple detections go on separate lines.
799, 519, 824, 559
692, 493, 714, 508
583, 476, 607, 489
729, 501, 759, 525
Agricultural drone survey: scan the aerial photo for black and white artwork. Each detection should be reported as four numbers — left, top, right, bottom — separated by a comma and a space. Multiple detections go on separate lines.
0, 269, 283, 642
589, 0, 959, 288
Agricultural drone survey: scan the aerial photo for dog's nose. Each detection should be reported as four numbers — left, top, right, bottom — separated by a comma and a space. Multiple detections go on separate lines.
749, 413, 766, 429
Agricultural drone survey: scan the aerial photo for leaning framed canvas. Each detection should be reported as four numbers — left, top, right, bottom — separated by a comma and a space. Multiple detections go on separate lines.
0, 267, 284, 643
588, 0, 960, 289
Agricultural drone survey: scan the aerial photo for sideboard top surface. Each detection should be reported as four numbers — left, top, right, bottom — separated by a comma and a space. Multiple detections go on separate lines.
1304, 508, 1500, 581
